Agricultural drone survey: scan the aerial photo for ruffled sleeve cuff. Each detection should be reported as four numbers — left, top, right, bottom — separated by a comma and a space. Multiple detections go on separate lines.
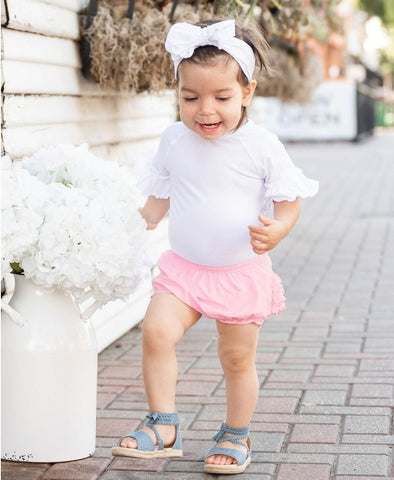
134, 152, 171, 199
140, 165, 171, 199
264, 166, 319, 209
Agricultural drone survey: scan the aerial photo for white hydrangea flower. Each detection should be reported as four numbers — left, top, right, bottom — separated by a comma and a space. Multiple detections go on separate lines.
1, 157, 47, 274
2, 145, 151, 314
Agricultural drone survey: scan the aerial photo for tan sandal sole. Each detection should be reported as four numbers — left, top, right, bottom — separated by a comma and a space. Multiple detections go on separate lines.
111, 446, 182, 459
204, 455, 251, 474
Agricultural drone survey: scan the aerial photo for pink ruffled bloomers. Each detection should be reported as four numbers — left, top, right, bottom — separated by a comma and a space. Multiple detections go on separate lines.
152, 250, 286, 326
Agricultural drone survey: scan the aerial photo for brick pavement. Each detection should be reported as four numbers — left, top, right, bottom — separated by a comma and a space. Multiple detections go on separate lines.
2, 132, 394, 479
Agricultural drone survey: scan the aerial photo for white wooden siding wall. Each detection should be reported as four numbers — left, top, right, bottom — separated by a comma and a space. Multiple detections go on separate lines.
1, 0, 174, 351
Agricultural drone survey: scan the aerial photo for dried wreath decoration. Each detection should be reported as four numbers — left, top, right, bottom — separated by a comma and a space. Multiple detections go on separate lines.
81, 0, 339, 101
82, 1, 212, 92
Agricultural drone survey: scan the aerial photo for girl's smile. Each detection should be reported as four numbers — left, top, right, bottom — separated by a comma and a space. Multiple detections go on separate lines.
177, 59, 256, 140
198, 121, 222, 133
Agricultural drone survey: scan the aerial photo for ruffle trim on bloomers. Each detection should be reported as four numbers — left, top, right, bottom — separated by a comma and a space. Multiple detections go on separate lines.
152, 250, 286, 327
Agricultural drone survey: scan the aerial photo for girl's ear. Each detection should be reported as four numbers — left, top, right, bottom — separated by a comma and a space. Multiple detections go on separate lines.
242, 80, 257, 107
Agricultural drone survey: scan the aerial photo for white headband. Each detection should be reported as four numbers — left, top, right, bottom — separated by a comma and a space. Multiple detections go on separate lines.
165, 20, 256, 81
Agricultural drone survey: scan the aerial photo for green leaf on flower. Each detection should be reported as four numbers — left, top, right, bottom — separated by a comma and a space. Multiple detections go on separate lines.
10, 263, 24, 274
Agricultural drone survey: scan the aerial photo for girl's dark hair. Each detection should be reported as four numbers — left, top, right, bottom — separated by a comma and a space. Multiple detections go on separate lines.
176, 19, 271, 127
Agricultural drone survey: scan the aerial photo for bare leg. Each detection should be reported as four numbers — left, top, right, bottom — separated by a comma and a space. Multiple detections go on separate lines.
121, 293, 201, 449
206, 321, 260, 466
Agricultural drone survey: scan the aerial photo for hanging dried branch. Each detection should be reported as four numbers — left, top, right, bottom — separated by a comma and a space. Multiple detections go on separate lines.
81, 0, 340, 102
84, 0, 213, 92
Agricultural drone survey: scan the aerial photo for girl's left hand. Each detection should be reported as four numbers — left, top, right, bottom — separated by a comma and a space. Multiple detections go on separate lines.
248, 215, 287, 254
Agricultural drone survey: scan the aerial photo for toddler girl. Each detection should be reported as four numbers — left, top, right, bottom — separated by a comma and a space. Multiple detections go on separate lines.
112, 18, 318, 474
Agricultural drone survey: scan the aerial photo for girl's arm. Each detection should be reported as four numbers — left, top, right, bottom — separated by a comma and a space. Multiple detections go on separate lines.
248, 198, 300, 254
139, 196, 170, 230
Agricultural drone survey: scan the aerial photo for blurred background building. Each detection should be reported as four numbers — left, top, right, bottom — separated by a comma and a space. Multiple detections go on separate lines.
250, 0, 394, 140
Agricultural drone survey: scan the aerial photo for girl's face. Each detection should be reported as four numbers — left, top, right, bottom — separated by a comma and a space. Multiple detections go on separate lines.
177, 59, 256, 141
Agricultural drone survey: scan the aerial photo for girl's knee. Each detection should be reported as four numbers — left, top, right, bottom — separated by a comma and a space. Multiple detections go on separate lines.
142, 293, 201, 351
219, 345, 256, 373
142, 308, 186, 352
217, 323, 259, 373
142, 318, 179, 351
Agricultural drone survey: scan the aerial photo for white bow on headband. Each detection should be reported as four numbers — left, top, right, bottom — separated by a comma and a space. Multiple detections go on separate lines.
165, 20, 256, 80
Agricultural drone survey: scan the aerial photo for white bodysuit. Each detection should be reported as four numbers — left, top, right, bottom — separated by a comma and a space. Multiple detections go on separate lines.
143, 120, 318, 267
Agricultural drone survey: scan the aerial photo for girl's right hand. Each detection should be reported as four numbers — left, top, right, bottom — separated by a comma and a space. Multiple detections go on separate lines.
248, 198, 301, 254
248, 216, 287, 254
138, 196, 170, 230
138, 209, 157, 230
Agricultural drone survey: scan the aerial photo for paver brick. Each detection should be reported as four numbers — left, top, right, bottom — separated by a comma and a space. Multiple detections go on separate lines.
100, 473, 213, 480
267, 369, 311, 382
96, 437, 119, 448
106, 401, 146, 411
276, 463, 332, 480
108, 457, 166, 472
252, 422, 290, 433
341, 434, 394, 444
352, 383, 393, 398
299, 406, 391, 415
281, 358, 357, 366
253, 413, 342, 424
314, 365, 356, 377
99, 366, 142, 379
189, 356, 221, 369
336, 477, 394, 480
263, 381, 351, 391
349, 398, 394, 407
96, 418, 140, 437
301, 389, 348, 406
253, 451, 336, 464
324, 342, 362, 353
97, 393, 118, 409
255, 351, 281, 363
250, 432, 286, 453
97, 409, 142, 419
41, 458, 111, 480
343, 415, 391, 434
359, 359, 394, 372
255, 396, 300, 413
289, 424, 339, 443
282, 347, 322, 358
287, 444, 391, 455
0, 461, 51, 480
336, 454, 390, 476
181, 439, 215, 460
313, 376, 393, 384
176, 380, 218, 396
260, 389, 303, 398
97, 385, 126, 394
329, 323, 366, 334
292, 326, 330, 338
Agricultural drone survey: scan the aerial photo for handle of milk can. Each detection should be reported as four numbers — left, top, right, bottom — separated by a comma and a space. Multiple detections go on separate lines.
1, 274, 26, 326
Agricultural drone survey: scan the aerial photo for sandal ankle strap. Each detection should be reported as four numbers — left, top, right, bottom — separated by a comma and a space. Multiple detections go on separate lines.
146, 412, 180, 426
213, 423, 250, 444
144, 412, 181, 451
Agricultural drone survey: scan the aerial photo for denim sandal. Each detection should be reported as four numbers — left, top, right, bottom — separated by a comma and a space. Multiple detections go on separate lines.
111, 412, 182, 459
204, 423, 251, 474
